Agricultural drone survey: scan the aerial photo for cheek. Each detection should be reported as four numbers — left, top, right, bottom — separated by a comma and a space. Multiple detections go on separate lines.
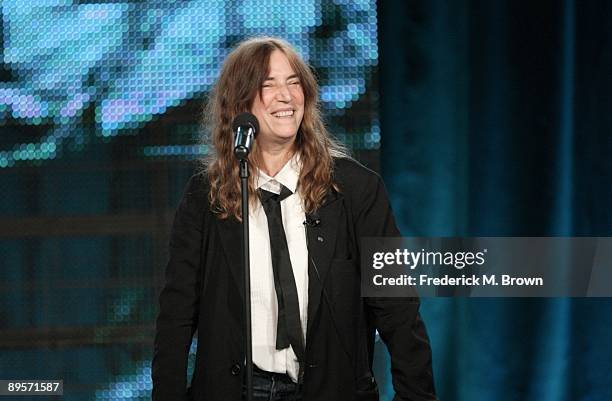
251, 94, 270, 115
258, 93, 275, 111
293, 89, 305, 105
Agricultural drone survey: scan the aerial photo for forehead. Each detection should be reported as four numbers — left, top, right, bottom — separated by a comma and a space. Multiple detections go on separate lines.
267, 49, 297, 77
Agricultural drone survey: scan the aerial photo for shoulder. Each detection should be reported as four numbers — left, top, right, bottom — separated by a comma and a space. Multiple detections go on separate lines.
183, 170, 210, 198
332, 156, 383, 194
174, 171, 212, 223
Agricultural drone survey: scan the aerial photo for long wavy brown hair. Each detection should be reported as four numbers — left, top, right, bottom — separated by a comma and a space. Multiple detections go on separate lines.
202, 36, 349, 220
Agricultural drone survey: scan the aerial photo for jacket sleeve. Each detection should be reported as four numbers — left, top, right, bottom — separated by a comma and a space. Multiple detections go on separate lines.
152, 174, 207, 401
353, 172, 438, 401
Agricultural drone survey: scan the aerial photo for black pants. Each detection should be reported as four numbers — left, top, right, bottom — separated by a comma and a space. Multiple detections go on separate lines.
242, 366, 303, 401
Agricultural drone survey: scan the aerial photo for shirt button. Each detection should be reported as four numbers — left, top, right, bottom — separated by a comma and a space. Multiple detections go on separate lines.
317, 236, 324, 242
230, 363, 241, 376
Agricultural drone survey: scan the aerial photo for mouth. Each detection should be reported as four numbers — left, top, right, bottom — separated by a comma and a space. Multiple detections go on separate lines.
271, 109, 294, 118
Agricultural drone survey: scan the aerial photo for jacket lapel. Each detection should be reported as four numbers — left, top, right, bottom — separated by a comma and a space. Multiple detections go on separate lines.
215, 216, 245, 300
306, 191, 343, 333
214, 191, 345, 334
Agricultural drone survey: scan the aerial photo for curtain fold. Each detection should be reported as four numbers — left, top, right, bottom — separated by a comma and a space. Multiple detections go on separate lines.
377, 1, 612, 400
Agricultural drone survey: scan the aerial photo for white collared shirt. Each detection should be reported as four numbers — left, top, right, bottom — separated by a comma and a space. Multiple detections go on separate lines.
249, 155, 308, 382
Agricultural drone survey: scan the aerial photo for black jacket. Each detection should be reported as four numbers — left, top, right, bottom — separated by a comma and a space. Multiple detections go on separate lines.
152, 158, 437, 401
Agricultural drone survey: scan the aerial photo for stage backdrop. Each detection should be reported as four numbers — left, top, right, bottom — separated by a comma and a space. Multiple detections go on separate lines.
378, 1, 612, 401
2, 1, 611, 400
0, 1, 381, 400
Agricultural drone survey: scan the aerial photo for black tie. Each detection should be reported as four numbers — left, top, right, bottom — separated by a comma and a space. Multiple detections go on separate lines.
258, 185, 305, 364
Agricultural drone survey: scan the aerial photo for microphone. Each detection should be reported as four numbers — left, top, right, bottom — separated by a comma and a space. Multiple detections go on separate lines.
304, 212, 321, 227
232, 112, 259, 160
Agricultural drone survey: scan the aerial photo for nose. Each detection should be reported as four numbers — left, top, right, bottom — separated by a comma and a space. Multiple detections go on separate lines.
275, 83, 291, 102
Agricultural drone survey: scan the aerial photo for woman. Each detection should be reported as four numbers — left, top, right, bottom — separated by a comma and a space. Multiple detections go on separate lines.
152, 36, 437, 401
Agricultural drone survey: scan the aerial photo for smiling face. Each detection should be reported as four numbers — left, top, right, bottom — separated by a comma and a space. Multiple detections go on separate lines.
250, 49, 305, 149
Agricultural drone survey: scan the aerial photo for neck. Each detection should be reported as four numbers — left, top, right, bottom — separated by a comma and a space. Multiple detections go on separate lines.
257, 141, 295, 177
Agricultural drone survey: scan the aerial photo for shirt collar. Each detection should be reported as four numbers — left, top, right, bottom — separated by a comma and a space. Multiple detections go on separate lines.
256, 153, 300, 195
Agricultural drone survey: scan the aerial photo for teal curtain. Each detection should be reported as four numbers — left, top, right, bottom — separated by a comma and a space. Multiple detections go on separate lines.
377, 1, 612, 400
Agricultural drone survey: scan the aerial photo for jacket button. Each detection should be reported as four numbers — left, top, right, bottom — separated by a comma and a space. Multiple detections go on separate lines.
230, 363, 241, 376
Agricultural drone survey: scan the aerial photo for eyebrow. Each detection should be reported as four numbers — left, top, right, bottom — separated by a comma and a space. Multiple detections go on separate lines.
263, 74, 299, 81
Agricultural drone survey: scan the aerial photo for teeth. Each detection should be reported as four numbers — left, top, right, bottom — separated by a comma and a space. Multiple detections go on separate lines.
273, 110, 293, 117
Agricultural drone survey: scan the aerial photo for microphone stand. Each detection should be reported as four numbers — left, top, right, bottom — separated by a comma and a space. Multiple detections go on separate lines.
233, 115, 257, 401
238, 157, 253, 401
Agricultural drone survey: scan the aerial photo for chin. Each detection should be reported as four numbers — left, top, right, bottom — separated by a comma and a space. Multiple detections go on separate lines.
270, 127, 298, 138
274, 133, 298, 142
